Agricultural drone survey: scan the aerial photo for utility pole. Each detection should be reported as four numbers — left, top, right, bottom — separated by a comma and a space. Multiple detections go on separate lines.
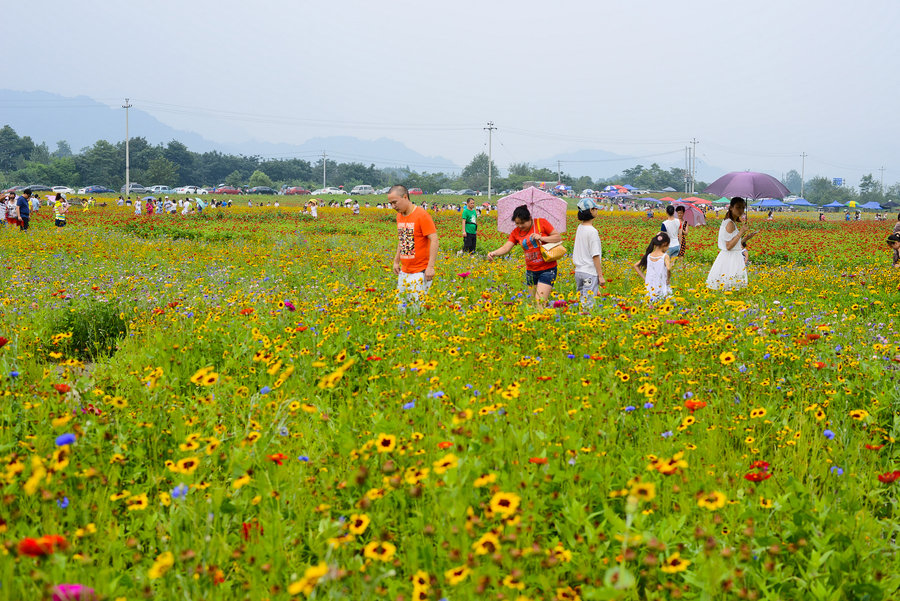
122, 98, 132, 196
690, 138, 698, 194
322, 151, 327, 190
879, 165, 885, 195
800, 152, 807, 198
484, 121, 496, 203
684, 146, 690, 193
557, 160, 562, 184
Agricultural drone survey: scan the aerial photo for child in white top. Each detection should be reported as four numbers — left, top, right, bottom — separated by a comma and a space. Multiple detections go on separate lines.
632, 232, 672, 302
572, 198, 606, 311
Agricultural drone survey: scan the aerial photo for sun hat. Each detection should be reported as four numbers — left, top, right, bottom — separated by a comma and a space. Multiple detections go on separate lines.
887, 233, 900, 243
577, 198, 599, 211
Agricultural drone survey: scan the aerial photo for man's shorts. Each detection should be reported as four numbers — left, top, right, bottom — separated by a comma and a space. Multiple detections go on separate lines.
55, 219, 66, 227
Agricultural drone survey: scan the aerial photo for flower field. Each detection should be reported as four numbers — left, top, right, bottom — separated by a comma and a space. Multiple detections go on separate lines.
1, 205, 899, 601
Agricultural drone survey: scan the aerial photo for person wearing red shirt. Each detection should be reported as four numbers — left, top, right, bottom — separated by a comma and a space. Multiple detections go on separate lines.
388, 184, 438, 312
487, 205, 562, 305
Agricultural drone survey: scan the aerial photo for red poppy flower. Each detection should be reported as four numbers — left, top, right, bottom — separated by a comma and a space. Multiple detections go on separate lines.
877, 471, 900, 484
53, 384, 71, 394
239, 307, 254, 315
537, 376, 553, 381
295, 326, 308, 332
267, 453, 288, 466
750, 461, 770, 470
528, 457, 548, 465
0, 336, 7, 349
806, 333, 821, 341
365, 288, 376, 292
813, 362, 826, 369
744, 472, 772, 483
684, 400, 707, 413
366, 356, 382, 361
241, 522, 264, 541
17, 534, 68, 557
437, 441, 453, 450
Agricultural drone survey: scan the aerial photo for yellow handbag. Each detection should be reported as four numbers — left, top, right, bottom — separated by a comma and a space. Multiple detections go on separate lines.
536, 218, 567, 262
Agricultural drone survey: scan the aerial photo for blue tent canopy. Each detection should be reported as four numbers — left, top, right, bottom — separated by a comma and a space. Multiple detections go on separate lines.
822, 201, 845, 208
786, 197, 815, 207
751, 198, 786, 208
622, 184, 637, 190
859, 201, 883, 210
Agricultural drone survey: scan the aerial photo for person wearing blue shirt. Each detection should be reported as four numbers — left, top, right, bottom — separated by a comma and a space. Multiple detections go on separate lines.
15, 188, 32, 231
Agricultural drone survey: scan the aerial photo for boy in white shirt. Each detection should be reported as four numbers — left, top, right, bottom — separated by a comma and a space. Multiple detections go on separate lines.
661, 205, 681, 260
572, 198, 606, 311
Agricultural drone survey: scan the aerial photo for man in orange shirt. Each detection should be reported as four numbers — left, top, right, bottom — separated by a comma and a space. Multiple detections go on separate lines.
388, 184, 438, 311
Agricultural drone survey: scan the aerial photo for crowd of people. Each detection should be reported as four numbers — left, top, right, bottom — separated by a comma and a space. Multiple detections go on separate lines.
383, 186, 900, 312
7, 186, 899, 307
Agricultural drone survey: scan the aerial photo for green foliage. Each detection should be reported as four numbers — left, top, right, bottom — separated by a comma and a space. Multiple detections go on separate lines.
248, 170, 273, 188
50, 299, 128, 360
224, 169, 243, 187
144, 157, 179, 187
461, 152, 501, 190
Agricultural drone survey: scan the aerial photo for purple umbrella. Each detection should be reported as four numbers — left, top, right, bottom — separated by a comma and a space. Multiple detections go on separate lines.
497, 187, 568, 234
702, 171, 790, 200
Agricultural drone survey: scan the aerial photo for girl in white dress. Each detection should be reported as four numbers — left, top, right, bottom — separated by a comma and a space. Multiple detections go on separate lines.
706, 197, 749, 291
632, 232, 672, 302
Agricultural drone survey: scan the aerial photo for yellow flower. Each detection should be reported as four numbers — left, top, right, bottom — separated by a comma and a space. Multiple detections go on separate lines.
697, 491, 726, 511
660, 552, 691, 573
433, 453, 459, 474
233, 473, 252, 489
363, 541, 396, 562
719, 351, 736, 365
489, 491, 521, 518
126, 493, 149, 511
375, 433, 396, 453
148, 551, 174, 579
759, 497, 773, 508
629, 481, 656, 502
750, 407, 767, 419
474, 473, 497, 487
174, 457, 200, 475
287, 562, 329, 596
472, 531, 501, 555
348, 513, 370, 535
444, 565, 471, 585
849, 409, 869, 421
503, 575, 525, 590
110, 490, 131, 501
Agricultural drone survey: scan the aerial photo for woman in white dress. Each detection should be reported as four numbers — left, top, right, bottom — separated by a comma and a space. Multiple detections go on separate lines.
706, 197, 749, 291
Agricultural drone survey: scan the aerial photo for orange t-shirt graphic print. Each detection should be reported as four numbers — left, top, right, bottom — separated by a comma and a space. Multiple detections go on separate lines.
396, 206, 436, 274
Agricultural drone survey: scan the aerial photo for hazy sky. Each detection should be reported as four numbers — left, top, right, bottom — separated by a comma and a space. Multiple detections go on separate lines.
5, 0, 900, 184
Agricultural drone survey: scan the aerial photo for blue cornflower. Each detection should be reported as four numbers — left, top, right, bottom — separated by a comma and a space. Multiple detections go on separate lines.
298, 455, 310, 462
683, 391, 694, 400
10, 371, 18, 378
55, 433, 76, 446
823, 429, 835, 440
643, 402, 654, 409
830, 466, 843, 476
661, 431, 673, 438
567, 354, 575, 359
738, 365, 747, 373
624, 406, 636, 412
279, 426, 289, 436
57, 497, 69, 509
402, 401, 416, 410
172, 484, 189, 499
260, 386, 271, 395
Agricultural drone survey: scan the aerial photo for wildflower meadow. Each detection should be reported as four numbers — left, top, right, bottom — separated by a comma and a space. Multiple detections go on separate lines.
1, 202, 899, 601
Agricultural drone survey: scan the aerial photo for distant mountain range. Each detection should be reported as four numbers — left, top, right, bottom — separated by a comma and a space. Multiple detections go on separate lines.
0, 90, 460, 172
0, 89, 725, 181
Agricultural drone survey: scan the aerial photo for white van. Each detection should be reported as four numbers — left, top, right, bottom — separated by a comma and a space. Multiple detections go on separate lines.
351, 185, 375, 195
